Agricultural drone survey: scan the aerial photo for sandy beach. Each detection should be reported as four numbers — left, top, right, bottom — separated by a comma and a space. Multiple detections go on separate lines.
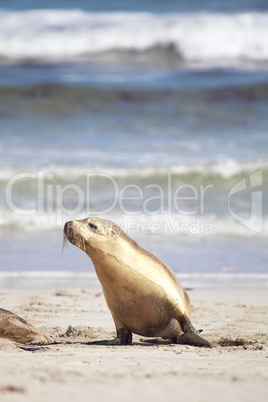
1, 1, 268, 401
0, 287, 267, 402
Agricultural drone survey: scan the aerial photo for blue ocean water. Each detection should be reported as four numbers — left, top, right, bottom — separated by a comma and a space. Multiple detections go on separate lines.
0, 0, 268, 288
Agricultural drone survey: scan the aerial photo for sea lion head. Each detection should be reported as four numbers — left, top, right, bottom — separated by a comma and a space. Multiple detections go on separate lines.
63, 217, 121, 256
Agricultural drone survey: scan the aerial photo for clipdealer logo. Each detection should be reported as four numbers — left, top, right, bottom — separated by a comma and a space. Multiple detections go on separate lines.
228, 170, 262, 233
4, 170, 263, 234
5, 171, 213, 217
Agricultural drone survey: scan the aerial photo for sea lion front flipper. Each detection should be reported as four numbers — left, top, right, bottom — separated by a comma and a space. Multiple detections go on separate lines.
87, 328, 132, 345
87, 338, 122, 345
140, 338, 173, 345
87, 317, 133, 346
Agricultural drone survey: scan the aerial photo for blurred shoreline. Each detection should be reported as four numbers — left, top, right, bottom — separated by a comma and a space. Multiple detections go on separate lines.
1, 271, 268, 290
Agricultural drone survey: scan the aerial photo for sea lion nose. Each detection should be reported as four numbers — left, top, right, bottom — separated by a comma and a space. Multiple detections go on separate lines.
64, 221, 71, 235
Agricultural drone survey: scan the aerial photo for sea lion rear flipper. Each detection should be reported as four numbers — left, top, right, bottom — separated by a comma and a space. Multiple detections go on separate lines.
174, 313, 212, 347
140, 333, 211, 347
176, 331, 212, 347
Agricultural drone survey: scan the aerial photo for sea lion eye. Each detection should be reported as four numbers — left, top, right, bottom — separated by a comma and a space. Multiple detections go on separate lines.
89, 223, 97, 230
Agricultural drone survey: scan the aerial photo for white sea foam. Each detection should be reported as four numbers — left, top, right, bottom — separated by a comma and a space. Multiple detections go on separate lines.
1, 158, 267, 182
0, 10, 268, 64
170, 159, 268, 178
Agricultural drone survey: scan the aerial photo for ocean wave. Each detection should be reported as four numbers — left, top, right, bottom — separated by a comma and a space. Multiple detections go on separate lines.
48, 159, 268, 181
0, 10, 268, 64
0, 209, 267, 238
2, 82, 268, 106
1, 158, 267, 182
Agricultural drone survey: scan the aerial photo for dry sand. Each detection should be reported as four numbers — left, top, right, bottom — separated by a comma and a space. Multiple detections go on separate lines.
0, 287, 267, 402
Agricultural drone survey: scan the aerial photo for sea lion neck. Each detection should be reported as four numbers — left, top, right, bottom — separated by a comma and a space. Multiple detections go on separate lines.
87, 236, 132, 264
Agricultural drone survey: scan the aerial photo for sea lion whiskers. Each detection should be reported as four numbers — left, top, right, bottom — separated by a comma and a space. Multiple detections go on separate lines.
61, 232, 69, 256
62, 231, 86, 255
72, 234, 86, 252
64, 220, 87, 252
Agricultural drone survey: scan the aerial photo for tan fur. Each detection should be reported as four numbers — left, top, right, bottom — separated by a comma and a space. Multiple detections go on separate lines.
0, 308, 52, 345
64, 217, 196, 342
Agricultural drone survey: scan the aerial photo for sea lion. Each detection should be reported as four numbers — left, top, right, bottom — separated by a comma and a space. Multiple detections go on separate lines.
64, 217, 211, 347
0, 308, 52, 345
